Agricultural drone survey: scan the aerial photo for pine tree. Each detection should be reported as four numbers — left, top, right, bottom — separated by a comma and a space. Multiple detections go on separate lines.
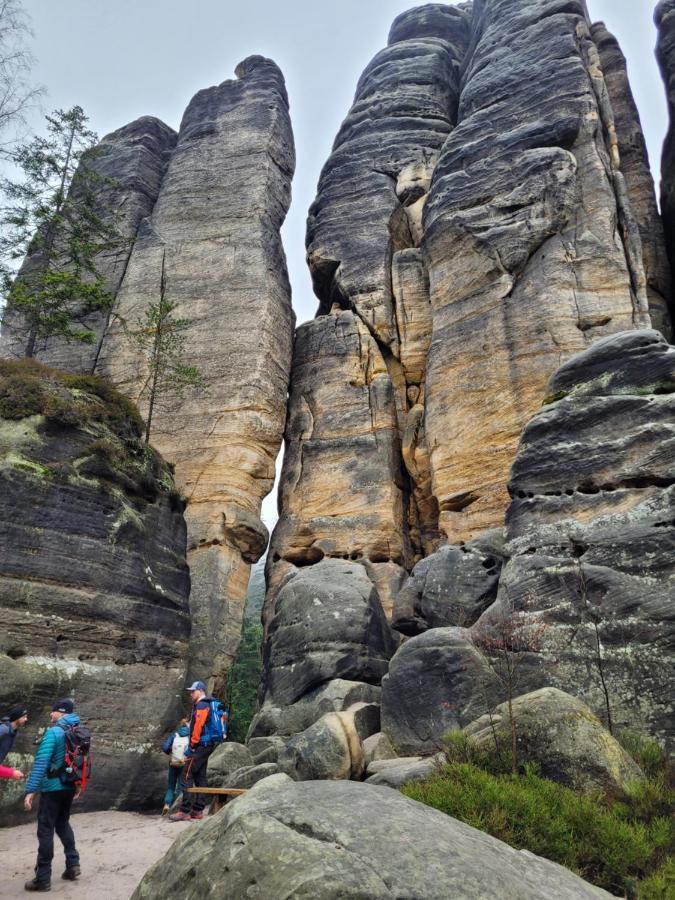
129, 251, 207, 444
0, 105, 122, 357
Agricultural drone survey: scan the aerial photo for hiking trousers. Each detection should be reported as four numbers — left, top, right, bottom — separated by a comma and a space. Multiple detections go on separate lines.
35, 790, 79, 883
179, 744, 215, 813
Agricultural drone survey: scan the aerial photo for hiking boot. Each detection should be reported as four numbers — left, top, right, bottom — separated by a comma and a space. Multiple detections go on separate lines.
168, 810, 191, 822
62, 866, 81, 881
190, 811, 204, 820
24, 880, 51, 892
161, 804, 170, 815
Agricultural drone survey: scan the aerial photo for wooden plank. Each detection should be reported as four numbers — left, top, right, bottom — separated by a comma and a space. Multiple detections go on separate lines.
185, 787, 247, 795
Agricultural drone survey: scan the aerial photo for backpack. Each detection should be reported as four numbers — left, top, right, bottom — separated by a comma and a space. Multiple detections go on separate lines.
53, 722, 92, 791
170, 734, 189, 767
200, 698, 228, 745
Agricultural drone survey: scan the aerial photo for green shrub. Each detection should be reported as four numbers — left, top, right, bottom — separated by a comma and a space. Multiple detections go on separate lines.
403, 761, 674, 898
0, 372, 46, 418
619, 731, 671, 781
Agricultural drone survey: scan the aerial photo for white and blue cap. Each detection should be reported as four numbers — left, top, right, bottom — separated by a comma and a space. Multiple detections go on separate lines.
186, 681, 207, 692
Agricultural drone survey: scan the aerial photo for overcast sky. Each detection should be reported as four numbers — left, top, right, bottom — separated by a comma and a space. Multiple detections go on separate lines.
23, 0, 666, 527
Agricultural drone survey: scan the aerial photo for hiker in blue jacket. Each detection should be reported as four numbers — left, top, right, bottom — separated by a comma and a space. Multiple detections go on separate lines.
161, 718, 190, 814
23, 699, 81, 893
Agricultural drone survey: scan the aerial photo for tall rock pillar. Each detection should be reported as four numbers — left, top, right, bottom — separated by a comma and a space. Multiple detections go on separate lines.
97, 57, 295, 690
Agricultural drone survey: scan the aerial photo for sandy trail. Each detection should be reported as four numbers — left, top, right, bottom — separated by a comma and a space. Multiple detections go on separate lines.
0, 810, 192, 898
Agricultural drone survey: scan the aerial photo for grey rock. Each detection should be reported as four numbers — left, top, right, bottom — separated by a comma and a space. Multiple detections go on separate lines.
365, 754, 444, 789
392, 531, 506, 635
132, 777, 612, 899
465, 688, 643, 794
225, 762, 279, 790
207, 742, 254, 786
259, 560, 395, 709
656, 0, 675, 319
277, 702, 380, 782
246, 735, 287, 765
362, 731, 398, 766
381, 627, 501, 756
474, 330, 675, 747
423, 0, 652, 544
593, 21, 672, 337
0, 117, 177, 372
0, 364, 190, 819
248, 678, 381, 740
96, 57, 295, 691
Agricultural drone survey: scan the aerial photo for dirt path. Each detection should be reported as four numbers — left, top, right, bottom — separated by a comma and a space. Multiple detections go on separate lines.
0, 810, 192, 898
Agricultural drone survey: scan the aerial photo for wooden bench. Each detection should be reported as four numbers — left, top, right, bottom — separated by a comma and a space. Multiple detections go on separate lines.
185, 786, 248, 814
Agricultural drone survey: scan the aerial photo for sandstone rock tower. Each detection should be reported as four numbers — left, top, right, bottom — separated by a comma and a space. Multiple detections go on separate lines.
1, 57, 296, 691
254, 1, 674, 754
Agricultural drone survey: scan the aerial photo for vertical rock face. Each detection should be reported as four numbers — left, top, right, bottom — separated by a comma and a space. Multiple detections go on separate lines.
0, 361, 190, 818
593, 22, 672, 338
258, 2, 672, 754
423, 0, 654, 544
0, 117, 177, 372
97, 57, 295, 688
657, 0, 675, 309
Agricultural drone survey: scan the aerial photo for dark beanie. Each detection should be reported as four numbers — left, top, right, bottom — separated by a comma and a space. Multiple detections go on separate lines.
52, 698, 74, 714
9, 706, 27, 722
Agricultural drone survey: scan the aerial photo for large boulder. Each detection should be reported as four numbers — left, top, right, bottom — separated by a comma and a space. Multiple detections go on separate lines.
207, 743, 254, 786
381, 627, 501, 755
464, 688, 643, 794
132, 776, 612, 899
259, 561, 395, 709
248, 677, 381, 739
392, 531, 506, 635
278, 703, 380, 782
0, 361, 190, 818
365, 754, 445, 789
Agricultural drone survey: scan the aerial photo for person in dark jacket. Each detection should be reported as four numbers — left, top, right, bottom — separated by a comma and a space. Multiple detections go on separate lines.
169, 681, 221, 822
23, 699, 81, 892
0, 706, 29, 763
161, 718, 189, 813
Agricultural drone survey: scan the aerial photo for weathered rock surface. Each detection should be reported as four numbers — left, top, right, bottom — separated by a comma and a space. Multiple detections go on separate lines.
593, 21, 672, 338
132, 776, 612, 899
423, 0, 653, 544
365, 753, 444, 789
97, 57, 295, 689
465, 688, 643, 794
0, 117, 177, 371
246, 735, 287, 765
657, 0, 675, 310
392, 529, 505, 635
476, 330, 675, 747
258, 561, 394, 710
207, 742, 254, 786
266, 312, 409, 609
248, 677, 381, 740
262, 5, 672, 770
224, 762, 280, 790
278, 702, 380, 783
381, 627, 501, 756
362, 731, 397, 766
0, 361, 190, 819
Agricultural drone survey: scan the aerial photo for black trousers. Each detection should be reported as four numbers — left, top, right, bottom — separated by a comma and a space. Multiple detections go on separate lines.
35, 790, 79, 883
179, 744, 214, 813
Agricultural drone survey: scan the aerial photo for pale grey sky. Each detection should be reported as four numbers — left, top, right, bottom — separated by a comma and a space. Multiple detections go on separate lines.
22, 0, 666, 528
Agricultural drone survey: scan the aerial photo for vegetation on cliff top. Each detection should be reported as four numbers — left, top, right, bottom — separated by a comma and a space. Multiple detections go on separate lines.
403, 731, 674, 898
0, 357, 181, 505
